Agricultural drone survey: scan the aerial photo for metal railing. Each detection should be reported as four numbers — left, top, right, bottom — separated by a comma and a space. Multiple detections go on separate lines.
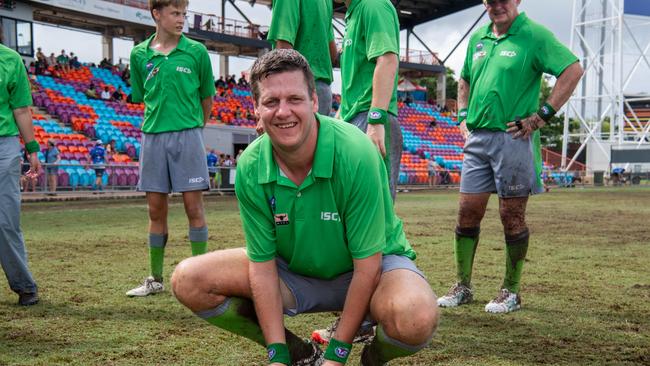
187, 12, 268, 40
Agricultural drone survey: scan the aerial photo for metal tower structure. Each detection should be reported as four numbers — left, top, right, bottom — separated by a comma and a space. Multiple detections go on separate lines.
563, 0, 650, 171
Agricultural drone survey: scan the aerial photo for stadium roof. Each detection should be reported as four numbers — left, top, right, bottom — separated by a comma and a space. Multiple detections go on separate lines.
251, 0, 483, 29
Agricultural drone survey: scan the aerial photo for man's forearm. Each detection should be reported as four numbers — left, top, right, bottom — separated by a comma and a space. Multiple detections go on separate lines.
329, 40, 339, 67
547, 62, 584, 111
14, 107, 36, 142
458, 78, 470, 110
201, 97, 213, 124
371, 53, 398, 110
275, 40, 293, 49
249, 260, 286, 345
334, 253, 382, 343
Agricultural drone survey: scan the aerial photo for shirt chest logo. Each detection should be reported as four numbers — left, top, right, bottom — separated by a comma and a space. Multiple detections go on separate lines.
274, 213, 290, 226
343, 39, 352, 48
176, 66, 192, 74
473, 51, 487, 61
320, 212, 340, 222
499, 50, 517, 58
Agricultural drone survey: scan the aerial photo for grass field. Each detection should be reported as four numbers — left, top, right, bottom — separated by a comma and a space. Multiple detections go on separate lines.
1, 188, 649, 365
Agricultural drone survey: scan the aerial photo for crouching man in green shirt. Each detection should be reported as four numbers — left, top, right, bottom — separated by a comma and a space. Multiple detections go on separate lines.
172, 49, 438, 366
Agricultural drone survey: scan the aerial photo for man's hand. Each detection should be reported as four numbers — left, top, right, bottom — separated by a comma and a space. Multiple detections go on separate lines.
269, 363, 286, 366
459, 121, 470, 140
26, 152, 41, 178
367, 124, 386, 157
506, 114, 545, 139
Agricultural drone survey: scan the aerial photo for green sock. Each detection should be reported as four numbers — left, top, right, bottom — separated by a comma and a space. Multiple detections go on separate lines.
503, 229, 530, 293
189, 226, 208, 256
362, 325, 431, 365
149, 233, 167, 281
454, 227, 480, 286
196, 297, 313, 361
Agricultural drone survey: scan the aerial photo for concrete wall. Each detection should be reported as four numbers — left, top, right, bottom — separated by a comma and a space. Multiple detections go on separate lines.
203, 125, 257, 155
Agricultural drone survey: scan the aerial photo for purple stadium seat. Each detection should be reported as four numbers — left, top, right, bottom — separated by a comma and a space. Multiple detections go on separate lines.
57, 171, 69, 188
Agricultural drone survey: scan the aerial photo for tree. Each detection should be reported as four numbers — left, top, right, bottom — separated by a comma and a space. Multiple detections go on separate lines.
416, 67, 458, 102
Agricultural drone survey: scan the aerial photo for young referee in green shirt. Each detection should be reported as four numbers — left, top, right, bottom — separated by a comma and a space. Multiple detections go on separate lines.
437, 0, 583, 313
171, 49, 438, 366
126, 0, 216, 297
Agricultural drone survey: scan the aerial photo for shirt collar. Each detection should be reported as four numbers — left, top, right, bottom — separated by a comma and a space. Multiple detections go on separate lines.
483, 12, 528, 39
345, 0, 362, 21
144, 33, 189, 57
257, 114, 335, 184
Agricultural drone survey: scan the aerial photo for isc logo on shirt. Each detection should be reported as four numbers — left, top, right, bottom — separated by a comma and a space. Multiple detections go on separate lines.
176, 66, 192, 74
321, 212, 340, 222
500, 50, 517, 58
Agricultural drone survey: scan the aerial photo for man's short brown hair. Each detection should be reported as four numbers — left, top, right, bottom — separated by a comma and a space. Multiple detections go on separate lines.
149, 0, 189, 19
249, 49, 316, 104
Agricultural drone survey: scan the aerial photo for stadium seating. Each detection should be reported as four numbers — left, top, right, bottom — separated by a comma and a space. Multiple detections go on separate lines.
28, 60, 470, 189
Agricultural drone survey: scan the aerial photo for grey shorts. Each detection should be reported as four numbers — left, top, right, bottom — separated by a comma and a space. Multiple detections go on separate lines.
277, 254, 424, 316
460, 129, 543, 197
137, 128, 209, 193
349, 112, 403, 201
315, 80, 332, 117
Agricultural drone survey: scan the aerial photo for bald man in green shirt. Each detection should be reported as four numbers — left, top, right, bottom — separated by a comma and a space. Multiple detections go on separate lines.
171, 49, 438, 366
437, 0, 583, 313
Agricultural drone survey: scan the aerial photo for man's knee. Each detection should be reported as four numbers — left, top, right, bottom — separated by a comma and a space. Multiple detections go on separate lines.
380, 292, 439, 345
171, 257, 215, 310
499, 199, 528, 234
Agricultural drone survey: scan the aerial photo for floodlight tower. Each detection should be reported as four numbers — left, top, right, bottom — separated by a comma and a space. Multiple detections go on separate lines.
563, 0, 650, 171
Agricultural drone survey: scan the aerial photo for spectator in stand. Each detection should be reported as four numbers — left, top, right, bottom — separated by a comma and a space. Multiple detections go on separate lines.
56, 50, 70, 73
117, 59, 126, 72
428, 158, 439, 187
51, 65, 62, 78
47, 52, 56, 67
218, 153, 226, 166
206, 149, 218, 189
27, 62, 36, 75
45, 139, 60, 195
237, 73, 248, 88
35, 47, 47, 65
223, 154, 234, 167
112, 86, 125, 102
99, 57, 112, 69
234, 149, 244, 165
89, 140, 106, 191
85, 83, 98, 99
215, 75, 226, 89
234, 105, 242, 119
100, 86, 112, 100
429, 117, 437, 129
70, 55, 81, 69
105, 139, 116, 159
404, 94, 413, 106
227, 74, 236, 87
245, 108, 254, 122
121, 64, 130, 85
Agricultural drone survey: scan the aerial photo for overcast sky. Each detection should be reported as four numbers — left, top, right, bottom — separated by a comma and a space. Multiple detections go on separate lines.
33, 0, 648, 94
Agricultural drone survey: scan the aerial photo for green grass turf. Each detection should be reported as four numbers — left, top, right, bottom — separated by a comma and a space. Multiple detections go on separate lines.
1, 188, 649, 365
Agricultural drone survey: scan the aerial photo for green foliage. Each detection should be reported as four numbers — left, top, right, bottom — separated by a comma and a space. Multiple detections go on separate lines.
1, 191, 649, 365
416, 67, 458, 102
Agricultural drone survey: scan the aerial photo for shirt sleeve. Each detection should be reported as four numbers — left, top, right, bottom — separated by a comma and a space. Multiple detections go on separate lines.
460, 36, 475, 83
198, 46, 216, 99
363, 1, 399, 61
533, 27, 579, 77
267, 0, 300, 47
235, 163, 278, 263
9, 56, 33, 109
342, 146, 386, 259
129, 49, 144, 103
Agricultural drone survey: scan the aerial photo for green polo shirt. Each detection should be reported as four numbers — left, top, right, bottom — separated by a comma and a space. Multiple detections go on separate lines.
130, 34, 215, 134
235, 114, 415, 280
0, 45, 32, 137
460, 13, 578, 132
267, 0, 334, 84
339, 0, 399, 122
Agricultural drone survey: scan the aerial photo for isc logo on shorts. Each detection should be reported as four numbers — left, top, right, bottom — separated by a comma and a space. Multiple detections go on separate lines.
176, 66, 192, 74
321, 212, 340, 222
189, 177, 205, 183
